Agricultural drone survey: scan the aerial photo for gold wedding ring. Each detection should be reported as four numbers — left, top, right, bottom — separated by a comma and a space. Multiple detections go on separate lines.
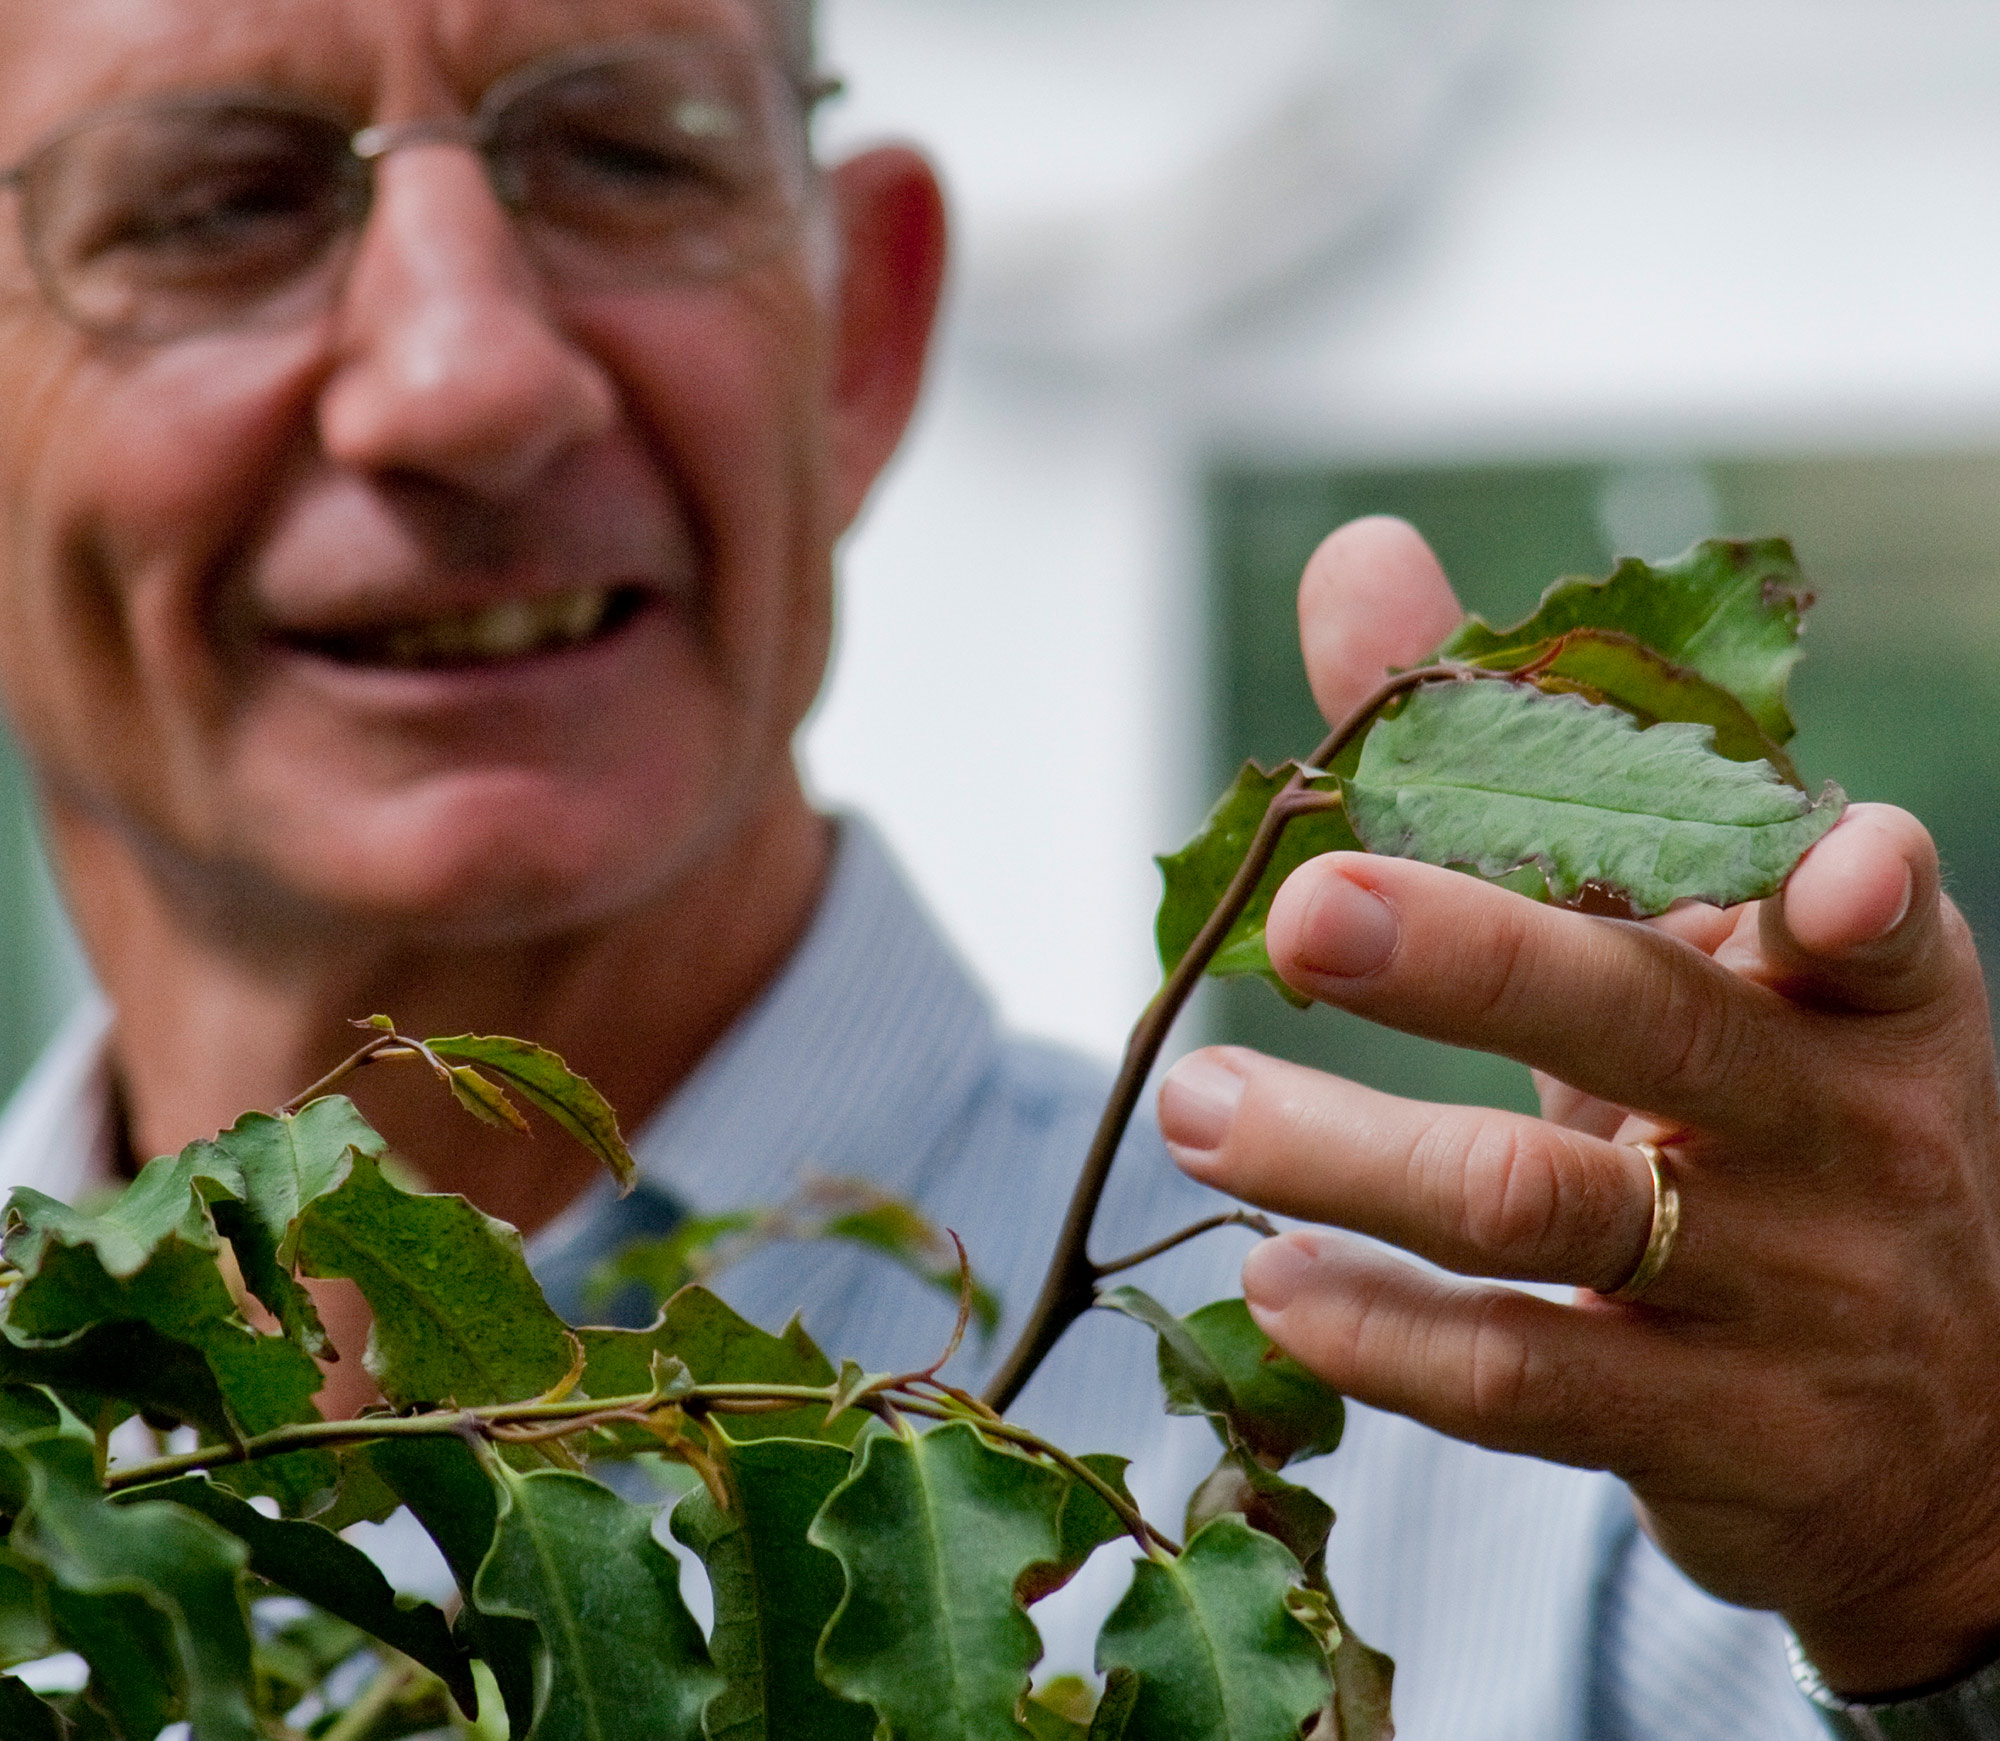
1605, 1141, 1681, 1303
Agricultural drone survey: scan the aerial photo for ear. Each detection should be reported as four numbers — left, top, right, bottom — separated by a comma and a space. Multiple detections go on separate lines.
821, 146, 949, 529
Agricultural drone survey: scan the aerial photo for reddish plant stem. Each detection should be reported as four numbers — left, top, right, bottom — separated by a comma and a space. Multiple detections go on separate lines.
276, 1033, 418, 1117
981, 663, 1473, 1414
1095, 1211, 1281, 1281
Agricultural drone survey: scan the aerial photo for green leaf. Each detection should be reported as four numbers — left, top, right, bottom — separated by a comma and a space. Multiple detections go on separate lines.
425, 1035, 637, 1194
1178, 1456, 1396, 1739
593, 1183, 1002, 1346
292, 1153, 576, 1408
669, 1435, 873, 1741
1018, 1455, 1136, 1608
578, 1288, 859, 1448
4, 1432, 258, 1741
1021, 1702, 1089, 1741
446, 1064, 536, 1135
819, 1197, 1002, 1345
1095, 1517, 1330, 1741
180, 1097, 392, 1357
1343, 681, 1845, 917
0, 1320, 240, 1450
1023, 1676, 1096, 1737
1474, 628, 1799, 782
129, 1475, 476, 1715
1099, 1292, 1344, 1468
308, 1446, 405, 1532
46, 1581, 180, 1741
1, 1180, 331, 1505
364, 1436, 538, 1739
1155, 763, 1357, 1003
0, 1677, 68, 1741
1324, 1609, 1396, 1741
1434, 537, 1813, 744
1089, 1671, 1140, 1741
472, 1465, 721, 1741
587, 1213, 760, 1309
1185, 1452, 1334, 1580
0, 1552, 55, 1667
810, 1421, 1069, 1740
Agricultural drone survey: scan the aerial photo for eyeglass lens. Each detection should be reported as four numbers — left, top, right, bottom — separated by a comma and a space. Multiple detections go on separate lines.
13, 41, 810, 342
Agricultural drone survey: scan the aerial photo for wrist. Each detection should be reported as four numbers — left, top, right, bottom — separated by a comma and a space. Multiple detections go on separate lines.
1785, 1550, 2000, 1700
1789, 1620, 2000, 1704
1789, 1633, 2000, 1739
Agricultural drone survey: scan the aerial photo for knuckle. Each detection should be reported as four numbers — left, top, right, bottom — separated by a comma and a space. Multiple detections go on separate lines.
1451, 1119, 1564, 1267
1457, 903, 1544, 1028
1462, 1290, 1540, 1427
1643, 957, 1758, 1103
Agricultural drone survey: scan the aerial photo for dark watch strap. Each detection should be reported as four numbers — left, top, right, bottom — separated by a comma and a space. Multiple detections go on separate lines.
1790, 1634, 2000, 1739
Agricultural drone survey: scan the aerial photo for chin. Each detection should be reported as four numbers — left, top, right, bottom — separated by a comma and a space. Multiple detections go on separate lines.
236, 765, 741, 946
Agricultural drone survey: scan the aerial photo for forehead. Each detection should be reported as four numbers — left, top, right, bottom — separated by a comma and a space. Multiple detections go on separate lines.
0, 0, 777, 148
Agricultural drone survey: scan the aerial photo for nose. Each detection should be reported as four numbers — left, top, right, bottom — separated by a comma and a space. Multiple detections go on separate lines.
316, 145, 618, 499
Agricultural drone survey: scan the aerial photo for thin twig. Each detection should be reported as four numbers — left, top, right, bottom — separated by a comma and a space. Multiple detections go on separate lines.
976, 787, 1333, 1412
981, 663, 1493, 1413
276, 1035, 417, 1117
1094, 1211, 1281, 1281
888, 1231, 977, 1392
318, 1656, 418, 1741
101, 1380, 842, 1491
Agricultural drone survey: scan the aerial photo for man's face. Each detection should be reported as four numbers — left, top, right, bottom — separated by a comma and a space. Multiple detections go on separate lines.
0, 0, 858, 944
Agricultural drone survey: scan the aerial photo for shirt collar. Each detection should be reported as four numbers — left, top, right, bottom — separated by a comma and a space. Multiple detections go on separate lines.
0, 990, 116, 1206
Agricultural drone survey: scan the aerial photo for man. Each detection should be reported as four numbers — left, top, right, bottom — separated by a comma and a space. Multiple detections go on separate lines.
0, 0, 1994, 1736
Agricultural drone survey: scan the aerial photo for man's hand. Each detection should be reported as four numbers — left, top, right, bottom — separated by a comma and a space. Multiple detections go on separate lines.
1159, 516, 2000, 1697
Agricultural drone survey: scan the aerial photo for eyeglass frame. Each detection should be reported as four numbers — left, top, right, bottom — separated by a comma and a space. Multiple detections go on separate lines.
0, 34, 847, 341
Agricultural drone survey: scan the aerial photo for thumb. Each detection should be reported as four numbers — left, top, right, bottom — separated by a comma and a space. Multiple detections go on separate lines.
1299, 516, 1464, 728
1758, 803, 1968, 1013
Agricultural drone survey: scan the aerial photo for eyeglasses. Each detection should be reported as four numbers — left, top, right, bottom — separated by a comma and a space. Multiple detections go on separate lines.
0, 38, 838, 344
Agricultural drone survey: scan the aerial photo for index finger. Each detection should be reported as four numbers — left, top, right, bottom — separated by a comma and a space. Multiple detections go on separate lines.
1264, 851, 1805, 1140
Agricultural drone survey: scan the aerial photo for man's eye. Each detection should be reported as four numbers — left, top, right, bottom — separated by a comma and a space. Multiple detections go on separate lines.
536, 128, 726, 202
123, 173, 322, 252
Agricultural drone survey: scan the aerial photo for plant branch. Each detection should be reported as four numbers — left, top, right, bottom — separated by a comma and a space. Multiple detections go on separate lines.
981, 663, 1490, 1414
277, 1034, 418, 1117
101, 1380, 840, 1491
318, 1656, 418, 1741
1095, 1211, 1281, 1280
979, 783, 1335, 1412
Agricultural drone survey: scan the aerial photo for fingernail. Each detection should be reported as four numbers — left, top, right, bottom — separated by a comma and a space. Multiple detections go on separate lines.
1159, 1052, 1247, 1168
1882, 865, 1915, 937
1243, 1236, 1312, 1312
1296, 872, 1400, 979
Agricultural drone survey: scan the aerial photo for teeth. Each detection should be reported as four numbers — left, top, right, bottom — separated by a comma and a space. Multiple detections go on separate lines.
364, 589, 620, 669
469, 600, 539, 659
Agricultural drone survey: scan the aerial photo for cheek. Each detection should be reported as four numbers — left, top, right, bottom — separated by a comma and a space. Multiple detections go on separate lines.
0, 328, 320, 804
574, 285, 832, 712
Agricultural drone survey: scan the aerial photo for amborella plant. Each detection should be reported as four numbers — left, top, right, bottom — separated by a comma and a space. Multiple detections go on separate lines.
0, 539, 1836, 1741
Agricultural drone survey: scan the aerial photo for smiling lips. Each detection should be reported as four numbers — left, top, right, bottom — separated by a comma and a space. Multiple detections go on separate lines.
278, 583, 651, 671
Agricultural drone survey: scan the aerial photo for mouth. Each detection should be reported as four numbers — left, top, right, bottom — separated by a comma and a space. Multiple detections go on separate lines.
274, 584, 652, 671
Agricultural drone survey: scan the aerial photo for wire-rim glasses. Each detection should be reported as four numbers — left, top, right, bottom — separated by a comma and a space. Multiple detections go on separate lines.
0, 37, 837, 344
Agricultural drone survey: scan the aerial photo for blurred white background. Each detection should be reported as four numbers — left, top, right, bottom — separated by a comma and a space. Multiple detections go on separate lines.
799, 0, 2000, 1061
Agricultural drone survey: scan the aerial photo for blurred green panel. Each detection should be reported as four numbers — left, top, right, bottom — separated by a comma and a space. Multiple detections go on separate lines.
0, 735, 84, 1105
1203, 453, 2000, 1114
